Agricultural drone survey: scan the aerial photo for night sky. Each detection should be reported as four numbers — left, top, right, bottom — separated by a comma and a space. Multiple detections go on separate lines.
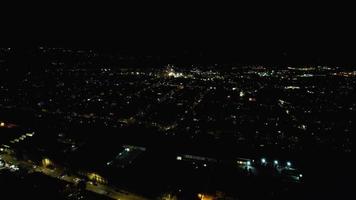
4, 8, 355, 66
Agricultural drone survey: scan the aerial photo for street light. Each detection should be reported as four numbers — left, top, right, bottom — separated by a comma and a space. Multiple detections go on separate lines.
261, 158, 266, 164
274, 160, 278, 165
287, 161, 291, 167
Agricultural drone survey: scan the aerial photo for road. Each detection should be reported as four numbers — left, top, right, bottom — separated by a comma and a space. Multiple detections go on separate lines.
0, 151, 149, 200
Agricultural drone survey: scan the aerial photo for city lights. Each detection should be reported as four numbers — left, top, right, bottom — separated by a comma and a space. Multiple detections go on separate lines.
0, 47, 351, 199
240, 91, 245, 97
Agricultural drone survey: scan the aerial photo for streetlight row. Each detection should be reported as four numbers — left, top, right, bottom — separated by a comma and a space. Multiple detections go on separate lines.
261, 158, 292, 167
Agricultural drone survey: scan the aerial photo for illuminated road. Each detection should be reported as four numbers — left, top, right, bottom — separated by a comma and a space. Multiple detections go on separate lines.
0, 151, 148, 200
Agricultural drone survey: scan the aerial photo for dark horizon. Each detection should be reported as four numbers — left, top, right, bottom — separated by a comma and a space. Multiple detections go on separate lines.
5, 45, 356, 66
